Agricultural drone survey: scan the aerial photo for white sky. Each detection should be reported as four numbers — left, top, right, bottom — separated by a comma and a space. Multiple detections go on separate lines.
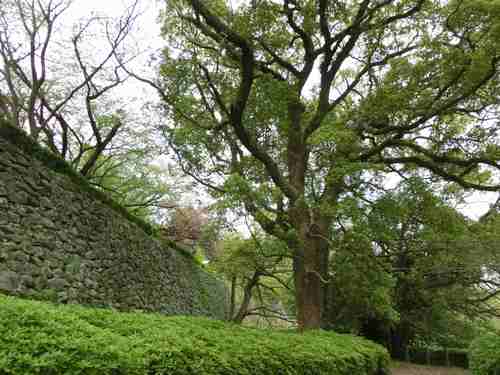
61, 0, 499, 220
67, 0, 164, 61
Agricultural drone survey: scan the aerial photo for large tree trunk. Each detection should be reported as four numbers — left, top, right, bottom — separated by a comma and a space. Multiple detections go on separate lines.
294, 245, 322, 329
285, 98, 331, 330
291, 220, 330, 330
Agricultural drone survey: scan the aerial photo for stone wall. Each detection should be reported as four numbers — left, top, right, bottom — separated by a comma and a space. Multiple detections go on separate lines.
0, 122, 226, 319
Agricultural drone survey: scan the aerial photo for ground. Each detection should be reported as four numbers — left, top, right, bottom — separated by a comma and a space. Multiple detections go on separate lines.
390, 362, 469, 375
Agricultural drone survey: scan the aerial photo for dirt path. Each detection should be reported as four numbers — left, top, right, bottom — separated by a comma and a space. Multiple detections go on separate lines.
390, 362, 470, 375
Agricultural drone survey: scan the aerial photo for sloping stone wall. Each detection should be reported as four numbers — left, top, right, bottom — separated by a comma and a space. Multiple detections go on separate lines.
0, 124, 226, 319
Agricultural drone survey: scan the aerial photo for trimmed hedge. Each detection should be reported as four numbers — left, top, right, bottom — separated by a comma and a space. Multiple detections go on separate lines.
0, 295, 390, 374
470, 332, 500, 375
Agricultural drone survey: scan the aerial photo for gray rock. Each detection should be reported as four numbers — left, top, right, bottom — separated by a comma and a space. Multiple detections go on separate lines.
57, 291, 68, 302
9, 190, 30, 205
21, 275, 35, 288
0, 271, 19, 292
22, 176, 41, 193
47, 278, 67, 290
10, 250, 29, 263
39, 217, 56, 229
39, 197, 52, 209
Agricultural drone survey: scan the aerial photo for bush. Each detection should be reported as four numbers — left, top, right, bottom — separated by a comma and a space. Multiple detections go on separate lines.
0, 295, 389, 374
470, 332, 500, 375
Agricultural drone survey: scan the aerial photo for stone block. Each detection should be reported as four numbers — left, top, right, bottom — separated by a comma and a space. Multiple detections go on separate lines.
21, 275, 35, 288
0, 270, 19, 292
47, 278, 67, 290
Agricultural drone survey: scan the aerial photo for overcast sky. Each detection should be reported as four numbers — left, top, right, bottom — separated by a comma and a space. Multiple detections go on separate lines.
68, 0, 163, 53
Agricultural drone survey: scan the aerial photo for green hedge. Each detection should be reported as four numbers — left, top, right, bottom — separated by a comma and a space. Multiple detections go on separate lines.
0, 295, 389, 374
470, 332, 500, 375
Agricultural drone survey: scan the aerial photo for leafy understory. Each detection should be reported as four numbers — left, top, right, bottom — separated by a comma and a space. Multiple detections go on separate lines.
0, 295, 389, 374
469, 332, 500, 375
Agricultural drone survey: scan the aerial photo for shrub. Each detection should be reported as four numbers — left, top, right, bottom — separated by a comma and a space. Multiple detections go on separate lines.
0, 295, 389, 374
470, 332, 500, 375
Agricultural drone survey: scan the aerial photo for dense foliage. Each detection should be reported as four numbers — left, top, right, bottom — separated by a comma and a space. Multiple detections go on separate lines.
0, 295, 389, 374
326, 180, 500, 355
470, 332, 500, 375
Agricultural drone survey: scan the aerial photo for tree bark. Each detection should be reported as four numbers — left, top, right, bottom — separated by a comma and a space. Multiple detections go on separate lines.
285, 97, 333, 330
229, 275, 236, 321
232, 271, 260, 323
290, 217, 330, 330
294, 245, 322, 329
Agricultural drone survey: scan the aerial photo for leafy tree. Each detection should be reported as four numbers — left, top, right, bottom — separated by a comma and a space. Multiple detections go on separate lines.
85, 147, 176, 222
327, 180, 500, 356
158, 204, 228, 259
156, 0, 500, 329
324, 229, 399, 335
162, 206, 210, 245
210, 232, 293, 324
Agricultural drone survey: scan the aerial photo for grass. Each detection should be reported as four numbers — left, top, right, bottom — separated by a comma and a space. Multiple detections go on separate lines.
469, 332, 500, 375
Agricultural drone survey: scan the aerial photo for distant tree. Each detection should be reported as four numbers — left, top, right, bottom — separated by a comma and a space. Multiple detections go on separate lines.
327, 180, 500, 357
211, 232, 293, 324
163, 206, 210, 244
86, 148, 177, 222
156, 203, 229, 259
154, 0, 500, 329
